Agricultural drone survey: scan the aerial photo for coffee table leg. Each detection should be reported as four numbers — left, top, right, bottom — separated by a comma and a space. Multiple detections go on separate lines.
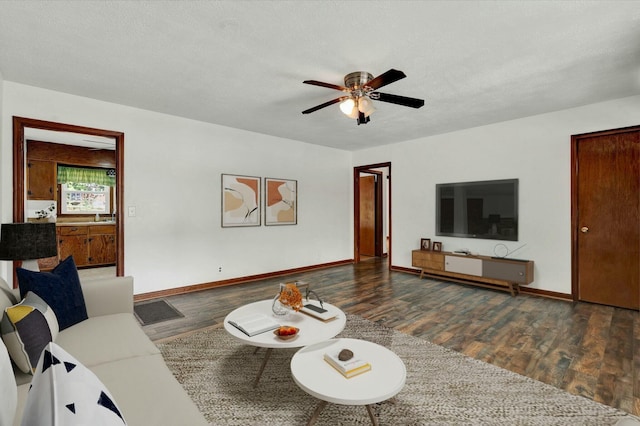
253, 348, 272, 388
365, 404, 378, 426
306, 400, 328, 426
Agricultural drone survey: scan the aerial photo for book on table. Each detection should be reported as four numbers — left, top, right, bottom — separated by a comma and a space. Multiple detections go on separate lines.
323, 351, 371, 378
227, 313, 280, 337
300, 301, 337, 322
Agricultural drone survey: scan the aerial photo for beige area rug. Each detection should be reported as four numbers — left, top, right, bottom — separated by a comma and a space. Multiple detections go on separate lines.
157, 315, 636, 425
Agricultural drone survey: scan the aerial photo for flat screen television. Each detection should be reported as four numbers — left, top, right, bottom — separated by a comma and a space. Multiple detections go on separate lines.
436, 179, 518, 241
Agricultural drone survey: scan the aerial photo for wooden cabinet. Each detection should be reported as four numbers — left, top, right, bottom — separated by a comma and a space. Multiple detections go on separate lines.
412, 250, 534, 296
87, 225, 116, 265
56, 224, 116, 268
58, 226, 88, 265
482, 260, 531, 284
445, 255, 482, 276
37, 255, 60, 272
411, 250, 444, 271
27, 160, 56, 200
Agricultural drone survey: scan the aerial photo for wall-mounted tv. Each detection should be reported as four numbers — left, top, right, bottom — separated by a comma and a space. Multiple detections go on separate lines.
436, 179, 518, 241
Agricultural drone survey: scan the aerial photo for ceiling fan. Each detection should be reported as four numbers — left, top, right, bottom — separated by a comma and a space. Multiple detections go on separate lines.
301, 69, 425, 125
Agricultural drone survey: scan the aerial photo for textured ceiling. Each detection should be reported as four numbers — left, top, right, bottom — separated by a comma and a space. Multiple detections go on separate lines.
1, 1, 639, 151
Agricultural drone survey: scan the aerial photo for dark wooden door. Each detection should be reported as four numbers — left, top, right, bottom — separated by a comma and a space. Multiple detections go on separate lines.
573, 127, 639, 309
359, 175, 376, 256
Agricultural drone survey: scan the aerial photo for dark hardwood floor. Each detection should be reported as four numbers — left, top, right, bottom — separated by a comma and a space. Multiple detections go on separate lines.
138, 257, 639, 416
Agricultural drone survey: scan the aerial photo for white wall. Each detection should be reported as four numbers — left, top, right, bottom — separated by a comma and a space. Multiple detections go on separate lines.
0, 73, 5, 281
4, 81, 638, 296
1, 82, 353, 294
354, 95, 640, 295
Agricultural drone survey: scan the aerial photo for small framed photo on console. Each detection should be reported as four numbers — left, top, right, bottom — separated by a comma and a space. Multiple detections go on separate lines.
432, 242, 442, 252
420, 238, 431, 251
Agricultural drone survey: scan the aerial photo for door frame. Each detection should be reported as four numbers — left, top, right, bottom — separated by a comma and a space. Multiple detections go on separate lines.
359, 170, 383, 257
354, 162, 391, 265
12, 116, 125, 277
570, 124, 640, 302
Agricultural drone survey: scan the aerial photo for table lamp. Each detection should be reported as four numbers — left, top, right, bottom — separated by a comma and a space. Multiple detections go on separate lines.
0, 223, 58, 271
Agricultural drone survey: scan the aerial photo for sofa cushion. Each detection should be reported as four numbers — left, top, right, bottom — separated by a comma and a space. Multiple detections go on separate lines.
0, 336, 17, 426
90, 353, 208, 426
1, 292, 59, 373
55, 313, 160, 368
21, 341, 126, 426
17, 256, 88, 330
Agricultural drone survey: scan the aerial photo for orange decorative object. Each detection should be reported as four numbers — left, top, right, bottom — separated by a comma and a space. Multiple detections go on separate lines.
274, 326, 299, 340
278, 283, 303, 311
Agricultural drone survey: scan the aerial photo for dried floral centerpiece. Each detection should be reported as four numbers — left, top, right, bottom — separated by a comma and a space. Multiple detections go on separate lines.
279, 283, 303, 310
272, 282, 303, 316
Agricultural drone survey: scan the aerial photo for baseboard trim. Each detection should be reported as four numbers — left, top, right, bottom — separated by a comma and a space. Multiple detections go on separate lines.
390, 264, 573, 302
390, 265, 418, 274
519, 287, 573, 301
134, 259, 354, 302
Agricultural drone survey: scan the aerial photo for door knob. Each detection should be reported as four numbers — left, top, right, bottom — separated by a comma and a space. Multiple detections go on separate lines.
581, 226, 589, 233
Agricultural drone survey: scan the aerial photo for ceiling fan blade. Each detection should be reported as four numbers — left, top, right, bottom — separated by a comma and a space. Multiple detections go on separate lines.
365, 69, 406, 90
370, 92, 425, 109
302, 96, 350, 114
303, 80, 350, 92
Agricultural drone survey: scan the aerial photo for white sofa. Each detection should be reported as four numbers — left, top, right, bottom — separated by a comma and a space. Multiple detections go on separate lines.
0, 275, 208, 426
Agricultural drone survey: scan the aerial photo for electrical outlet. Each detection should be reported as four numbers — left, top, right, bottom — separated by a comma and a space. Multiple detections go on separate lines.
128, 206, 136, 217
218, 266, 222, 272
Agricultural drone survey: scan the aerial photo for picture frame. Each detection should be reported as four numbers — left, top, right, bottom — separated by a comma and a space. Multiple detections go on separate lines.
420, 238, 431, 251
265, 177, 297, 226
221, 174, 261, 227
432, 242, 442, 252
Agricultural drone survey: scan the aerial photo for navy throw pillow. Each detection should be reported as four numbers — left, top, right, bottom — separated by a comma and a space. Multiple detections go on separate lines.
17, 256, 88, 331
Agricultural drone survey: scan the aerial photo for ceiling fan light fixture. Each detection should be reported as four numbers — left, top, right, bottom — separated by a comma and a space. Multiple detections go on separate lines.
358, 96, 375, 117
340, 98, 358, 118
302, 68, 424, 123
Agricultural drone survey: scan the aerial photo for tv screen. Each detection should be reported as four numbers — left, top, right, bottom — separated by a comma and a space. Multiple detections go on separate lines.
436, 179, 518, 241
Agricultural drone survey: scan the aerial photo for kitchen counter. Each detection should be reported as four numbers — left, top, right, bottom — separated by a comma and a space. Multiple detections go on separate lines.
56, 221, 116, 226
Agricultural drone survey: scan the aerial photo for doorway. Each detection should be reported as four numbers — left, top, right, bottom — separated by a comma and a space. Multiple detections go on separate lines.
571, 125, 639, 310
354, 162, 390, 264
12, 117, 125, 278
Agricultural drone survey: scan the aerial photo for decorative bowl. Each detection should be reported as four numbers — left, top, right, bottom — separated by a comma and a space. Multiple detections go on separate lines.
274, 326, 299, 340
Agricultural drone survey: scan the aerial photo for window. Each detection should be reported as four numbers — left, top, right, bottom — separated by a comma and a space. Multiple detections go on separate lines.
60, 183, 111, 214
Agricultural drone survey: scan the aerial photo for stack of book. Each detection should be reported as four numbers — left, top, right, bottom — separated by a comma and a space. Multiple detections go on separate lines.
300, 302, 337, 322
323, 350, 371, 378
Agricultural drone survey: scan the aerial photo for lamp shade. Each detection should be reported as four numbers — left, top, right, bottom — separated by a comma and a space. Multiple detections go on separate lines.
0, 223, 57, 260
339, 98, 356, 116
358, 96, 376, 117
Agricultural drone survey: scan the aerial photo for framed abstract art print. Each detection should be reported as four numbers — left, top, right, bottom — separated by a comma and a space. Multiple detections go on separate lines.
265, 178, 297, 226
222, 174, 261, 227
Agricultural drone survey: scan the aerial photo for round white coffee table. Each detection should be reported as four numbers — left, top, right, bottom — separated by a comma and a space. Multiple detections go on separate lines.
224, 299, 346, 387
291, 338, 406, 426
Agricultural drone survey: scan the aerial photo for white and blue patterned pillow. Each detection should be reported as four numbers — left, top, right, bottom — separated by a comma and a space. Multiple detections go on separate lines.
22, 342, 126, 425
0, 291, 59, 373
